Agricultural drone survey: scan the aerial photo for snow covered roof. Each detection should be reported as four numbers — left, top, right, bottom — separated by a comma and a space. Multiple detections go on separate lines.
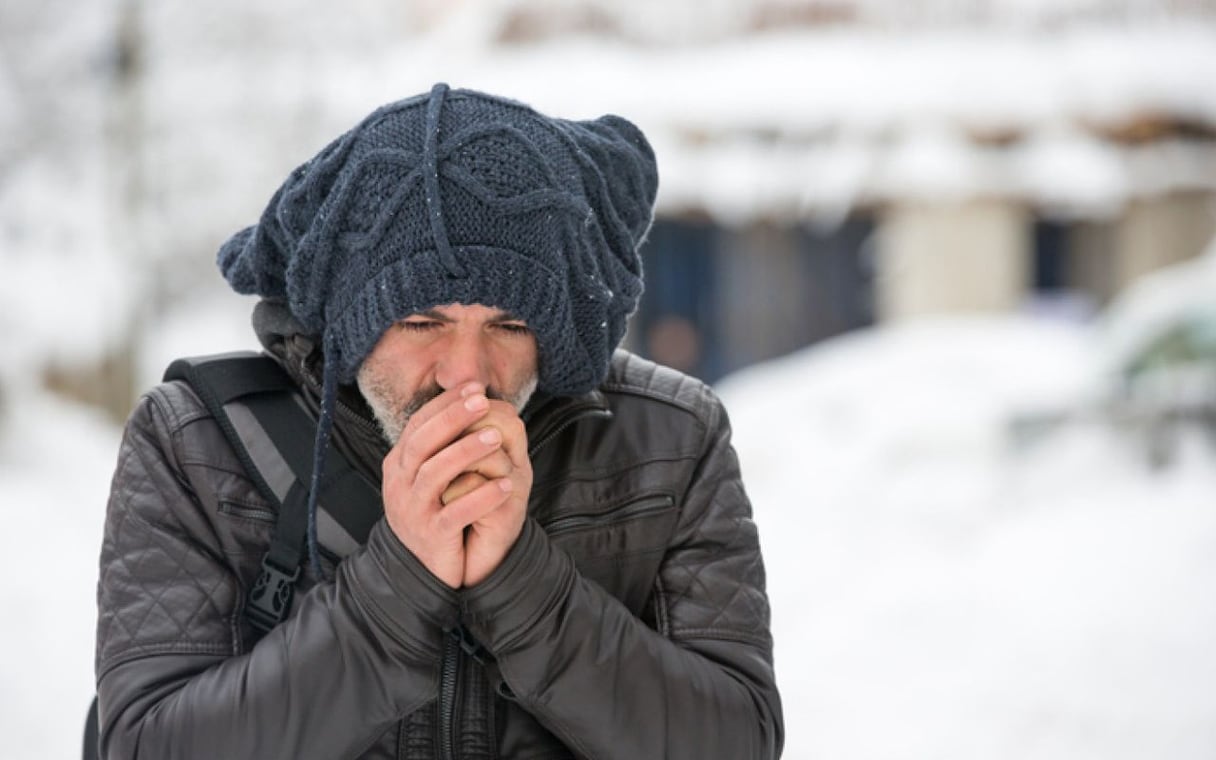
386, 14, 1216, 221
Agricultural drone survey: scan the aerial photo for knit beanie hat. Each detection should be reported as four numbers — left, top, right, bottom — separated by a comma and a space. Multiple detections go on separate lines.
216, 83, 658, 575
219, 82, 657, 394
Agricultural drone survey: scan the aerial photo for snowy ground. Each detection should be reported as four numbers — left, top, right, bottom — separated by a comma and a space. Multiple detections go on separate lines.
2, 314, 1215, 759
0, 388, 122, 759
717, 317, 1216, 759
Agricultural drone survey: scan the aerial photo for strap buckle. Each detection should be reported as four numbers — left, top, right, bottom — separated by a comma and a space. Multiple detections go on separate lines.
246, 556, 302, 635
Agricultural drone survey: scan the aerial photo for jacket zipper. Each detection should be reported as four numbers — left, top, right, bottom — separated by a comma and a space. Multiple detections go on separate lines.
334, 394, 384, 441
439, 632, 461, 760
542, 494, 676, 537
527, 401, 611, 458
429, 398, 607, 758
296, 355, 384, 442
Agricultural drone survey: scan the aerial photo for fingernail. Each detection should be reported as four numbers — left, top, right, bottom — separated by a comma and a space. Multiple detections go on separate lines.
498, 478, 514, 493
461, 383, 484, 398
478, 428, 500, 445
464, 394, 488, 412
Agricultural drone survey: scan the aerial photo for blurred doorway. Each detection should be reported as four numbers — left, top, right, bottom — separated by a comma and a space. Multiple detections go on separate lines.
632, 215, 876, 383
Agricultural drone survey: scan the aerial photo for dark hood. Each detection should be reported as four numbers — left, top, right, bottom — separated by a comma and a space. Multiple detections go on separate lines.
252, 299, 389, 485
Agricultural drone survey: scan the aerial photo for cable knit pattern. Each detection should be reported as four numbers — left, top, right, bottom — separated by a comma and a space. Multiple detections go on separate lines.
217, 83, 658, 395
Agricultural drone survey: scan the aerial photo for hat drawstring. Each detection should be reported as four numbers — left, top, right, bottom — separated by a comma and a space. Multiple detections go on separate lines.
422, 82, 465, 279
305, 332, 339, 580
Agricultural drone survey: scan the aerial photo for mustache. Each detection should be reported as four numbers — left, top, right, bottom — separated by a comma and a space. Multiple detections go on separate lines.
399, 383, 508, 418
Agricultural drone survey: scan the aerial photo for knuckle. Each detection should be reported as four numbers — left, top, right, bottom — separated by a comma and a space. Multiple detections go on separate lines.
414, 459, 442, 491
495, 415, 519, 435
399, 436, 427, 465
506, 417, 527, 440
433, 509, 454, 535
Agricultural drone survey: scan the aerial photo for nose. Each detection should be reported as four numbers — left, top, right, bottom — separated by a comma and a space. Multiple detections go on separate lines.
434, 329, 491, 391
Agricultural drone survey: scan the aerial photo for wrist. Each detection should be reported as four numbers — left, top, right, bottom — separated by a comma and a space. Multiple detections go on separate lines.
460, 519, 575, 654
345, 519, 461, 657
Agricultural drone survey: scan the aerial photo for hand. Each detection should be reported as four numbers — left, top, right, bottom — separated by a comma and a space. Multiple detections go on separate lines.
380, 383, 515, 588
457, 399, 532, 586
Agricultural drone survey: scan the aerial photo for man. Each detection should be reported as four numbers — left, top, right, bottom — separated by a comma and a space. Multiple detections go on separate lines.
95, 83, 783, 759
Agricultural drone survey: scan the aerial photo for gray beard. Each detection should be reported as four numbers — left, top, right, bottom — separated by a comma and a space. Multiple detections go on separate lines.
357, 370, 537, 446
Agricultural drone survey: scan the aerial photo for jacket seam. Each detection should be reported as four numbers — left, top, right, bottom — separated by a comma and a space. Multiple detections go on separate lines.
348, 575, 438, 662
652, 576, 671, 637
146, 382, 212, 434
469, 540, 576, 656
598, 384, 710, 435
558, 546, 667, 565
668, 628, 772, 648
347, 543, 454, 661
97, 642, 232, 683
177, 457, 264, 476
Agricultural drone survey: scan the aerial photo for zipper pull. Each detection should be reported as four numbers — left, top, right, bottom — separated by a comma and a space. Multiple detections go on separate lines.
447, 624, 493, 666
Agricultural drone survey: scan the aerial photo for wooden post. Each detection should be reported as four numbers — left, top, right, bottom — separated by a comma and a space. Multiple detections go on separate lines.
1114, 191, 1216, 291
875, 199, 1031, 321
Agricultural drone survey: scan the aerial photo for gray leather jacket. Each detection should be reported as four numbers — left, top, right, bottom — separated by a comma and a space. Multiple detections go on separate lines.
95, 348, 783, 759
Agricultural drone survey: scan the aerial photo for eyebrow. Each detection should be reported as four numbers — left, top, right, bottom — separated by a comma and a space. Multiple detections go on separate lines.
411, 308, 525, 323
411, 309, 456, 323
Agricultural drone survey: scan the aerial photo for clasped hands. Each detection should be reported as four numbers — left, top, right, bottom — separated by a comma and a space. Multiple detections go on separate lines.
382, 382, 532, 588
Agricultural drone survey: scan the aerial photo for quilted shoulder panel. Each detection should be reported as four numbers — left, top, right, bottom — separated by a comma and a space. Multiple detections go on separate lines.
601, 352, 773, 649
96, 383, 242, 678
655, 380, 773, 648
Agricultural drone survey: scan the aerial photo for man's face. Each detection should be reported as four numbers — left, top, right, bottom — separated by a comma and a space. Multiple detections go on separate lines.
356, 303, 539, 444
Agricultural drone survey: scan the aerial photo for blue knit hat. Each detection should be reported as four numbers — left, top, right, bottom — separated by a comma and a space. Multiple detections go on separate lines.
217, 84, 658, 576
219, 83, 658, 395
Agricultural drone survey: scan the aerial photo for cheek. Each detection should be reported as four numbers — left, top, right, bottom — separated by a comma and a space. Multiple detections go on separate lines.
499, 341, 539, 385
371, 341, 435, 390
356, 359, 390, 407
360, 353, 414, 404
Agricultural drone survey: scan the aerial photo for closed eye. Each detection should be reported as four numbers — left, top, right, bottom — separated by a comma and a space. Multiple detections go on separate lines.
398, 320, 443, 332
494, 322, 531, 335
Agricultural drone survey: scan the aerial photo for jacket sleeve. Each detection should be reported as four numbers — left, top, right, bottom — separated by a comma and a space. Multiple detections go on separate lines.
461, 388, 784, 760
95, 385, 457, 759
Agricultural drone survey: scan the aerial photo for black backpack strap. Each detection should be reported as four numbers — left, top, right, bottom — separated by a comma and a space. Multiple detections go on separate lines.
86, 352, 384, 758
163, 351, 381, 637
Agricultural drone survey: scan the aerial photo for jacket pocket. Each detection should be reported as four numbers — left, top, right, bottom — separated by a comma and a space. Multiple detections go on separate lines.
541, 493, 675, 537
541, 493, 678, 615
214, 496, 278, 565
218, 498, 276, 524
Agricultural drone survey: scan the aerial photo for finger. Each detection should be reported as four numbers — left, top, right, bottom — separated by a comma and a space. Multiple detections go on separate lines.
440, 472, 488, 506
468, 447, 513, 479
435, 477, 514, 534
406, 381, 485, 432
463, 400, 529, 468
412, 426, 504, 503
383, 385, 467, 471
389, 387, 491, 475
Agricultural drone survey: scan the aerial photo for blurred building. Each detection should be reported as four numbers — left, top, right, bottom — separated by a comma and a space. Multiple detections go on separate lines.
351, 0, 1216, 381
490, 0, 1216, 381
3, 0, 1215, 415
